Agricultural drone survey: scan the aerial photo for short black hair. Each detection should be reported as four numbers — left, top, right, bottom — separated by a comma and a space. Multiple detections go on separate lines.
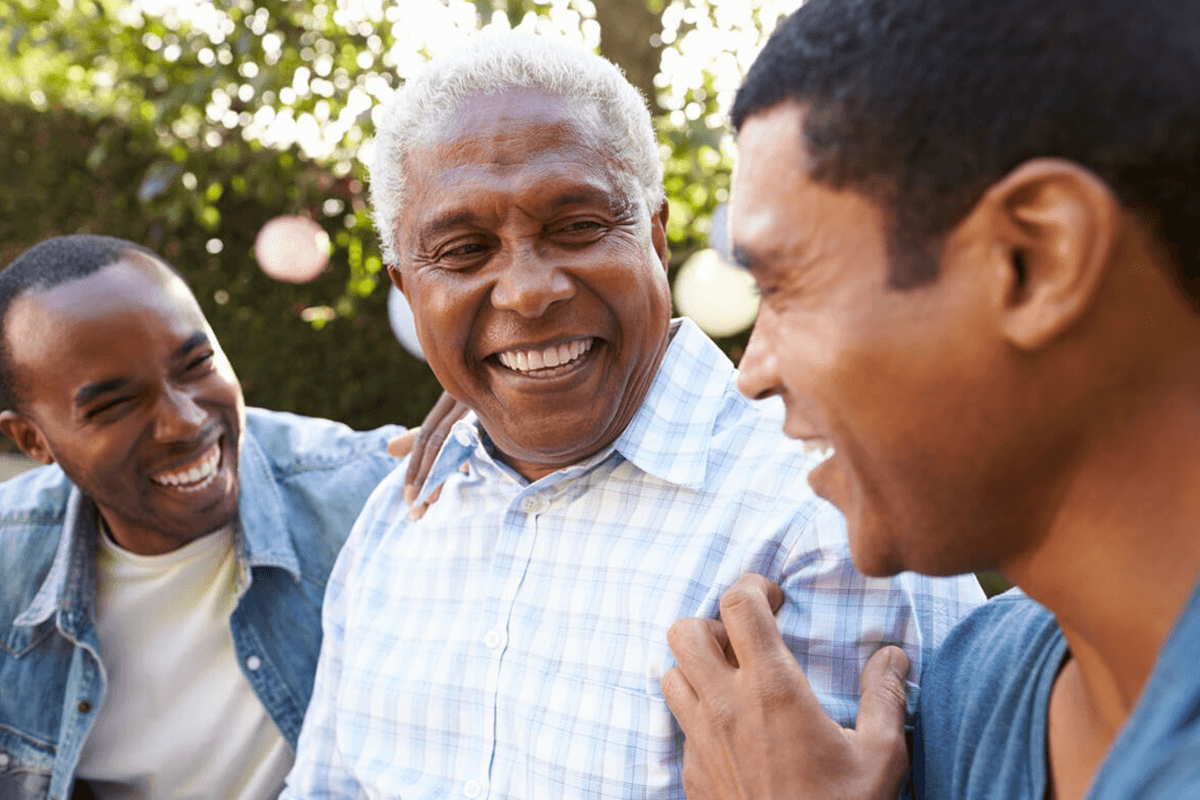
0, 234, 184, 411
733, 0, 1200, 302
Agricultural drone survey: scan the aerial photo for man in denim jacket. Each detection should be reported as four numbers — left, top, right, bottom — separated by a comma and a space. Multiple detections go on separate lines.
0, 235, 406, 800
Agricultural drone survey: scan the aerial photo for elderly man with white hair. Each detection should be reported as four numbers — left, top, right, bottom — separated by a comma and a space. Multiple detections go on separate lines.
282, 33, 984, 799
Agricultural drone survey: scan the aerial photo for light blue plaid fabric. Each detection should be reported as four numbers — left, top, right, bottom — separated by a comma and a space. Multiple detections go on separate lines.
284, 318, 984, 800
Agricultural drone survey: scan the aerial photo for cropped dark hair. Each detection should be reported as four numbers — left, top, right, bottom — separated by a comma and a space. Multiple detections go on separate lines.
0, 234, 182, 411
733, 0, 1200, 303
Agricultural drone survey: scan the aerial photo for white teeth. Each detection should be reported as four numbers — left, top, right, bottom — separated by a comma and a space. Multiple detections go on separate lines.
497, 337, 593, 373
151, 444, 221, 490
803, 439, 835, 458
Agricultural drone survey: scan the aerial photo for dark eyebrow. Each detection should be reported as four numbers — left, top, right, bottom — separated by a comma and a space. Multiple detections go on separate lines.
549, 189, 627, 215
74, 378, 130, 409
173, 331, 210, 361
421, 211, 480, 240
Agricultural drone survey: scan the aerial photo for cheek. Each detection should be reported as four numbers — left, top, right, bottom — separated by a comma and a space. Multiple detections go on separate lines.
406, 280, 483, 392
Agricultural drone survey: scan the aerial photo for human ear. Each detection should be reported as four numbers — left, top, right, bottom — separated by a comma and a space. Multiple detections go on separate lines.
0, 411, 55, 465
652, 198, 670, 272
978, 158, 1122, 351
387, 264, 407, 298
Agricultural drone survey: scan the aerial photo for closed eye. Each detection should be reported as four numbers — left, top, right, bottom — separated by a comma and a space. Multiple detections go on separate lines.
185, 351, 215, 372
86, 396, 134, 419
561, 220, 601, 231
443, 242, 489, 258
551, 219, 606, 244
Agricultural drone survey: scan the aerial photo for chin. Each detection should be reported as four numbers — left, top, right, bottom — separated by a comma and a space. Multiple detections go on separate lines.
843, 515, 912, 578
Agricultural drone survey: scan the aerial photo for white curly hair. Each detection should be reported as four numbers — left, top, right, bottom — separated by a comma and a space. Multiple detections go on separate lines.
369, 32, 665, 265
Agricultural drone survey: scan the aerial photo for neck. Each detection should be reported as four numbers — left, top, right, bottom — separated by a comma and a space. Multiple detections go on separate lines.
1004, 383, 1200, 735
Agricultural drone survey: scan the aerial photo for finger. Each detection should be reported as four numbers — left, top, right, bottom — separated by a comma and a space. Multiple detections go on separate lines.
403, 420, 440, 494
404, 392, 461, 501
409, 483, 444, 522
717, 574, 791, 673
388, 427, 420, 459
680, 736, 717, 800
667, 617, 736, 677
853, 646, 910, 766
661, 665, 700, 723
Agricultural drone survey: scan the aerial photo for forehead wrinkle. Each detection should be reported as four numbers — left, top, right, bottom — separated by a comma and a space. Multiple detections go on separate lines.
415, 167, 633, 243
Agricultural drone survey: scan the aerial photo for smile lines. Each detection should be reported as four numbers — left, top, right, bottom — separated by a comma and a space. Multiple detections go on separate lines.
151, 442, 221, 492
497, 337, 594, 373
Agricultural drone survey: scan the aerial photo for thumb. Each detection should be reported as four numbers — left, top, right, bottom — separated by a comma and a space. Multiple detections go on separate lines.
854, 646, 910, 784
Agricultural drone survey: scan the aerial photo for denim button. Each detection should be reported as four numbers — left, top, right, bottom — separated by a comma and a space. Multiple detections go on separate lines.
78, 700, 92, 713
246, 655, 262, 671
0, 753, 9, 768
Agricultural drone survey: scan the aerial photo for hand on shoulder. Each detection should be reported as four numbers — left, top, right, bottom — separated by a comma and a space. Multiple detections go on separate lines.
663, 574, 910, 800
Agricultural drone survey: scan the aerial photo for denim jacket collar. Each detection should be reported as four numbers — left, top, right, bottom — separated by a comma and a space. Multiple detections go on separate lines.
11, 425, 302, 629
13, 487, 99, 630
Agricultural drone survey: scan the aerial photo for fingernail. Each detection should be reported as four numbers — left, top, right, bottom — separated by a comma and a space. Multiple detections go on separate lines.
404, 486, 416, 506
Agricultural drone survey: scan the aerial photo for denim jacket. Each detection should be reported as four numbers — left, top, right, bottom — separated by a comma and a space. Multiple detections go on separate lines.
0, 408, 400, 800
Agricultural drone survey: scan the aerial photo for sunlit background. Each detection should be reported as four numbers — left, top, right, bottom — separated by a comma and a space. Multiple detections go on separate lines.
0, 0, 796, 429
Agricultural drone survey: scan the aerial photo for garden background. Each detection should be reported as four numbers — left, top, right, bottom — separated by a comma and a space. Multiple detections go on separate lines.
0, 0, 793, 428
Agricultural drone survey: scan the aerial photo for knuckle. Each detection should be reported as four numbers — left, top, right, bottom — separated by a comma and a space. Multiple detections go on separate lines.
752, 673, 798, 708
705, 697, 738, 733
873, 672, 910, 712
718, 583, 755, 618
666, 618, 700, 653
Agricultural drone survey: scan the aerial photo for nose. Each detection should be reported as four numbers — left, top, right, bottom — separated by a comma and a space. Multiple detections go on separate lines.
152, 386, 208, 442
736, 315, 782, 401
490, 246, 575, 318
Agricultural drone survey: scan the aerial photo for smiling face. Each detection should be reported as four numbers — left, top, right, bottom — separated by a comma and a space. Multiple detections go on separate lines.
733, 101, 1046, 577
0, 251, 244, 555
388, 89, 672, 481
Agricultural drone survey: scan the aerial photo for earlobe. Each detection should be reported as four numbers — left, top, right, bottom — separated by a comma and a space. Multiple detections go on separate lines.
0, 411, 55, 465
983, 158, 1122, 350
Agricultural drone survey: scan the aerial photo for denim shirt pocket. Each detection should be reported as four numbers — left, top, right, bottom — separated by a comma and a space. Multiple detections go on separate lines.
0, 727, 53, 800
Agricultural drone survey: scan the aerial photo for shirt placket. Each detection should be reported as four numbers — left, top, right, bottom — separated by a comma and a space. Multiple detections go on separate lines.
469, 487, 548, 799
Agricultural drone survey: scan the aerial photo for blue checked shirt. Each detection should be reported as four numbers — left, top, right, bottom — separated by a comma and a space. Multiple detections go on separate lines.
284, 318, 985, 799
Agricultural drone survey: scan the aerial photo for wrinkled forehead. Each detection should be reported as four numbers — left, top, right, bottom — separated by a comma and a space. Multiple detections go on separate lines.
402, 88, 642, 204
424, 87, 609, 151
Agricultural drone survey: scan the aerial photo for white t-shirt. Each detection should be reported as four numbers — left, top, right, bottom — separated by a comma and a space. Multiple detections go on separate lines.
75, 523, 293, 800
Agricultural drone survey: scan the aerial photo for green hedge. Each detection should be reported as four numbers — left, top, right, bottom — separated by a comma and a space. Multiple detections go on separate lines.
0, 99, 443, 431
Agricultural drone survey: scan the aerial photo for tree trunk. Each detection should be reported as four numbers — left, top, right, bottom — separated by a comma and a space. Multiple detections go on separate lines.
592, 0, 665, 114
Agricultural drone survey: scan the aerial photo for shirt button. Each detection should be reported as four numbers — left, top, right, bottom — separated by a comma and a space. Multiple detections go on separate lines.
246, 655, 262, 671
464, 779, 482, 798
520, 495, 544, 514
454, 426, 473, 447
77, 700, 92, 713
483, 628, 503, 649
0, 753, 9, 769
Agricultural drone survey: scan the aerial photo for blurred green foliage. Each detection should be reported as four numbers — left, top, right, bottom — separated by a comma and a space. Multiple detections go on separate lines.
0, 0, 762, 428
0, 97, 444, 428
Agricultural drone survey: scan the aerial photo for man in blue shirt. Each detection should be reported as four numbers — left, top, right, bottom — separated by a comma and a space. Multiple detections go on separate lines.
0, 234, 444, 800
663, 0, 1200, 798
